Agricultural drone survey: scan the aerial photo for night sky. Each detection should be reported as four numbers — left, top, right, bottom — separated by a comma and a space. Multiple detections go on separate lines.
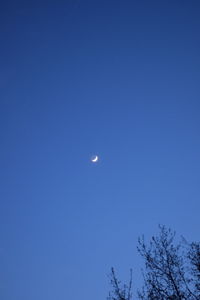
1, 1, 200, 299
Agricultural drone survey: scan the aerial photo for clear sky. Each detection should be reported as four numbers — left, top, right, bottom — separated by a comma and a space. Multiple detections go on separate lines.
1, 1, 200, 299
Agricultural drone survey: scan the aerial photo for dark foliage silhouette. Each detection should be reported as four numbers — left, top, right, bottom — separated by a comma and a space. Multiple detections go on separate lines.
107, 267, 132, 300
108, 226, 200, 300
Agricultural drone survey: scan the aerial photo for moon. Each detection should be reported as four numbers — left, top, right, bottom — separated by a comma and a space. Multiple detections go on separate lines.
91, 155, 98, 163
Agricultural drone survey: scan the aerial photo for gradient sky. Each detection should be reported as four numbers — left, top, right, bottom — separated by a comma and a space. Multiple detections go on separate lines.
1, 1, 200, 299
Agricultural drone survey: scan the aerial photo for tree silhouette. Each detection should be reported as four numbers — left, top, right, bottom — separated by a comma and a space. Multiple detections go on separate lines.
187, 242, 200, 297
107, 267, 132, 300
108, 225, 200, 300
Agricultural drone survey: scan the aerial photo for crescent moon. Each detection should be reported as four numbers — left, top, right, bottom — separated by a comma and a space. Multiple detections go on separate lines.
91, 155, 98, 162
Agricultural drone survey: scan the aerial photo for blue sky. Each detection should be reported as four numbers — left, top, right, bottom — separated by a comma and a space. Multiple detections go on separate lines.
1, 1, 200, 299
